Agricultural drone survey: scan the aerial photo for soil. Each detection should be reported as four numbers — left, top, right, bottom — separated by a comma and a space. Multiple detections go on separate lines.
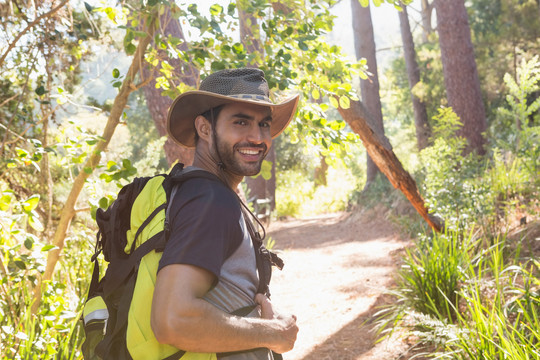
267, 208, 415, 360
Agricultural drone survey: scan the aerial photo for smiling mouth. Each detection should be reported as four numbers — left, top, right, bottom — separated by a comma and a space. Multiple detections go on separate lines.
238, 149, 262, 156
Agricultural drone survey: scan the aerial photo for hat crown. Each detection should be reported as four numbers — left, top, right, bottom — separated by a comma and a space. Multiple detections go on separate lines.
199, 68, 270, 98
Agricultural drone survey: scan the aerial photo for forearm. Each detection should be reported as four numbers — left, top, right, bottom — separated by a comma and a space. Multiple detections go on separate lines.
152, 297, 280, 353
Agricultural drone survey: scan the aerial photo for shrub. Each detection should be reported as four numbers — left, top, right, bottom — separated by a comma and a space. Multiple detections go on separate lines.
396, 229, 475, 322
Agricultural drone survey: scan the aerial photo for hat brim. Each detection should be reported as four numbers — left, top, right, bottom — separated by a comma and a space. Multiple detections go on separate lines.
167, 90, 299, 148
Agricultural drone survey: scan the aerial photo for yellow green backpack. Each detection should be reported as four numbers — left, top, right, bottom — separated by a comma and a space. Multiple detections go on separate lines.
81, 163, 283, 360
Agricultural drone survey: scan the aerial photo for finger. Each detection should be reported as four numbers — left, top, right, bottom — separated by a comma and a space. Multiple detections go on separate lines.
255, 293, 270, 305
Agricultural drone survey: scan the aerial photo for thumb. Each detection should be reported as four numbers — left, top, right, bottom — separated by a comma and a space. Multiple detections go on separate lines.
255, 293, 275, 319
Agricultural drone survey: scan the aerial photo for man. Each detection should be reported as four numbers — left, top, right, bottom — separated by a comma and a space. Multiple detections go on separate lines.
151, 68, 299, 359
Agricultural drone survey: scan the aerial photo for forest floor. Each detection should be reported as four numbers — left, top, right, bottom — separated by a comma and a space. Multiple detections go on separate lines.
268, 206, 417, 360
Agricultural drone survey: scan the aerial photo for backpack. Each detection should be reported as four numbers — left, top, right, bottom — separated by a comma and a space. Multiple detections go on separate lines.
81, 163, 283, 360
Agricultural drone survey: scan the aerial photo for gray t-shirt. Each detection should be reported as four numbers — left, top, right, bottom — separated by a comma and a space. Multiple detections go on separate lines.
158, 170, 273, 360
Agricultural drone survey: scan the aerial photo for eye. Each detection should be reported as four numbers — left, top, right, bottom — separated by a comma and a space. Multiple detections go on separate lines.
234, 120, 248, 126
260, 121, 271, 128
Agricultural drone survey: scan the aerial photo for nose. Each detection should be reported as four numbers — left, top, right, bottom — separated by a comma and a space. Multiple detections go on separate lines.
246, 124, 265, 144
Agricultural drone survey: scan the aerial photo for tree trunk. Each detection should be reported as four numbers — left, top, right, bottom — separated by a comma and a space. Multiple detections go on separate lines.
337, 97, 443, 233
141, 8, 198, 166
421, 0, 434, 42
351, 0, 386, 187
32, 17, 157, 313
314, 155, 328, 186
435, 0, 487, 155
398, 4, 431, 151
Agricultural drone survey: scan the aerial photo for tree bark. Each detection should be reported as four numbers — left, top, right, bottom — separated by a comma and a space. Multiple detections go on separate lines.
140, 8, 198, 166
32, 16, 157, 313
351, 0, 386, 187
337, 97, 443, 233
237, 3, 276, 210
421, 0, 434, 43
398, 4, 431, 151
314, 155, 328, 186
435, 0, 487, 155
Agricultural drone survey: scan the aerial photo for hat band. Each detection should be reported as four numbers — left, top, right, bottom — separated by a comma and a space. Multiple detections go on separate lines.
228, 94, 271, 103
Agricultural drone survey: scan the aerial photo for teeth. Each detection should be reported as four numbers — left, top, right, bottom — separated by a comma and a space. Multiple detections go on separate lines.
239, 149, 259, 155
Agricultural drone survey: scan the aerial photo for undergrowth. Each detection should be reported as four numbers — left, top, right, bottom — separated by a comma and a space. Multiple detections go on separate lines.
374, 57, 540, 359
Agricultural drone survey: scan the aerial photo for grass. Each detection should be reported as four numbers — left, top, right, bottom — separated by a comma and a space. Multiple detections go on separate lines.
378, 229, 540, 360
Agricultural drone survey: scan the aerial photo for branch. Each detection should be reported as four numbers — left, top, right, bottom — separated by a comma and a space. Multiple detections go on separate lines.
0, 93, 19, 108
31, 14, 158, 314
0, 0, 69, 68
0, 254, 17, 327
336, 96, 443, 232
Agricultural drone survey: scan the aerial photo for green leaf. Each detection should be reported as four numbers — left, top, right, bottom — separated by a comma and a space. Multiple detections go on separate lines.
298, 41, 309, 51
211, 61, 226, 71
113, 81, 122, 88
84, 2, 93, 12
122, 158, 132, 169
125, 43, 136, 55
359, 0, 369, 7
0, 194, 12, 211
28, 214, 44, 232
41, 245, 58, 252
339, 95, 350, 109
112, 68, 120, 78
373, 0, 383, 6
35, 86, 46, 96
14, 260, 26, 270
329, 96, 339, 108
312, 88, 320, 100
22, 195, 40, 213
133, 31, 148, 38
209, 4, 223, 16
24, 237, 34, 250
84, 167, 93, 174
99, 197, 109, 209
232, 43, 244, 54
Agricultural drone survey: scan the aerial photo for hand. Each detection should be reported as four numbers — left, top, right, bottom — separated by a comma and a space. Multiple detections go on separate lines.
255, 293, 275, 320
269, 313, 298, 354
254, 293, 298, 354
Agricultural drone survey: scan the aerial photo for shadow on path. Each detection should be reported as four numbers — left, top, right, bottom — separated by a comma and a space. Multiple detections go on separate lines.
270, 211, 404, 250
298, 292, 394, 360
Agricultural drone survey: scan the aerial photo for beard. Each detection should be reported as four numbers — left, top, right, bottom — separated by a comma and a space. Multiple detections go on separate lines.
214, 137, 269, 177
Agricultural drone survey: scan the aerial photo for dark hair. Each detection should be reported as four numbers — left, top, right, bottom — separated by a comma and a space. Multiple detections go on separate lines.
194, 104, 225, 144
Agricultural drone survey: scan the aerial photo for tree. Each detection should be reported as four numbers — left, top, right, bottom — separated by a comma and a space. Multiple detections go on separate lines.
398, 3, 430, 150
434, 0, 487, 155
141, 7, 198, 166
420, 0, 435, 42
351, 0, 388, 187
237, 1, 277, 210
33, 5, 160, 312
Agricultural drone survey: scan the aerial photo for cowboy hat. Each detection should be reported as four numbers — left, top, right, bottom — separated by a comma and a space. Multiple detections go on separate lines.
167, 68, 299, 148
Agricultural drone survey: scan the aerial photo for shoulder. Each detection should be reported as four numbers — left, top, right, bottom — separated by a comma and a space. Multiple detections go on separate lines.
172, 174, 241, 217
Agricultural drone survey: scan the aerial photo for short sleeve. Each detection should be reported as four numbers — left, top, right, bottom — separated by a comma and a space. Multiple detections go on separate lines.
157, 177, 244, 279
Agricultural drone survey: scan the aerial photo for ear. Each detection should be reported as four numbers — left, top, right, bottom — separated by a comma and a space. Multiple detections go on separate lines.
194, 115, 212, 143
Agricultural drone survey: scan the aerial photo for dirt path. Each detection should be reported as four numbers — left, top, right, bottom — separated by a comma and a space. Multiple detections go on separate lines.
267, 209, 412, 360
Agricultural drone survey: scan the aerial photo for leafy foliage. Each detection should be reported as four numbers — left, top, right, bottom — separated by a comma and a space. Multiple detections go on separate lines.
419, 107, 492, 231
379, 59, 540, 358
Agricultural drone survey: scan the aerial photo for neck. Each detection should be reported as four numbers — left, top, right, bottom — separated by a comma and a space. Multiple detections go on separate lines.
192, 150, 243, 190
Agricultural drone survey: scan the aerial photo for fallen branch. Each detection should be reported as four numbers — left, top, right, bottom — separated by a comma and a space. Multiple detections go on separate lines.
337, 97, 443, 232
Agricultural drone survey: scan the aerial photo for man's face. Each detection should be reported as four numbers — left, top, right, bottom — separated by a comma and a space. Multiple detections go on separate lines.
212, 102, 273, 177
